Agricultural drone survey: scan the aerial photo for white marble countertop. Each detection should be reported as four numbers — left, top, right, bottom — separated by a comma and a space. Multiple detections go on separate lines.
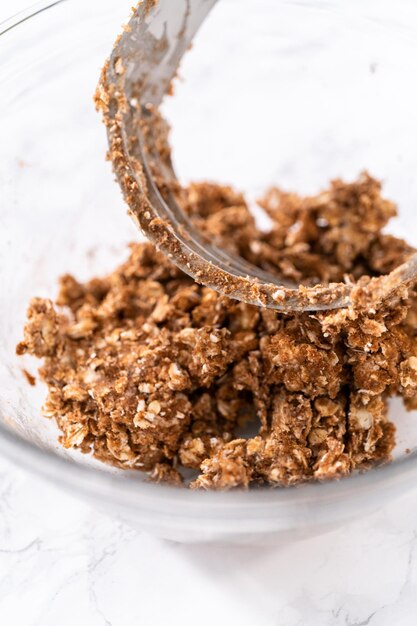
1, 453, 417, 626
2, 2, 417, 624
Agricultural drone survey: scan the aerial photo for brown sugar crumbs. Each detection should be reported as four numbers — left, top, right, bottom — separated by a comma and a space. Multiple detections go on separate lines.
16, 174, 417, 489
21, 369, 36, 387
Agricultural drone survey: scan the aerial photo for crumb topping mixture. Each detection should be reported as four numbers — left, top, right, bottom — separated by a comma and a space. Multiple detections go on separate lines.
17, 175, 417, 488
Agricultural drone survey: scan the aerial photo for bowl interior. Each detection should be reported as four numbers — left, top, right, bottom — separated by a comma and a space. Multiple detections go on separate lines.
1, 0, 417, 488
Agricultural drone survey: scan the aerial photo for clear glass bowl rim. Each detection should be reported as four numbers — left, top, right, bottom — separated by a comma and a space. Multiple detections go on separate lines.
1, 0, 417, 530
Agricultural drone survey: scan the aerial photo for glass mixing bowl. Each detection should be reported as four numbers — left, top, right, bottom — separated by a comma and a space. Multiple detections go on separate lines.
2, 0, 417, 544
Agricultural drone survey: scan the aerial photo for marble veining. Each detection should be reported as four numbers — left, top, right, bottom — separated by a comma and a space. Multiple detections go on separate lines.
1, 454, 417, 625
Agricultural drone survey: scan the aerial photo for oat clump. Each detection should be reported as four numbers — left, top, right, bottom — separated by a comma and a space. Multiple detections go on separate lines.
17, 174, 417, 488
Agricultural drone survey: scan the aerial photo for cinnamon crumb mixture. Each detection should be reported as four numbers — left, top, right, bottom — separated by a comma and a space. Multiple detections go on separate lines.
17, 175, 417, 488
22, 369, 36, 386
